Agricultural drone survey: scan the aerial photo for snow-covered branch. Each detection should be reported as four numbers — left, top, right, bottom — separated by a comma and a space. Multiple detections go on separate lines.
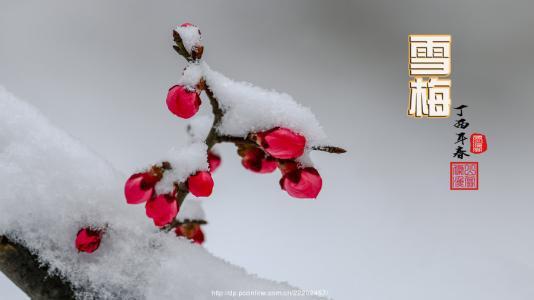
0, 86, 325, 299
0, 236, 75, 299
125, 23, 346, 232
0, 23, 342, 299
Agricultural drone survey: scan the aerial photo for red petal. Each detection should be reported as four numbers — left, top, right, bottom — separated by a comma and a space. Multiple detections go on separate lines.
281, 167, 322, 199
187, 171, 214, 197
75, 228, 103, 253
175, 225, 205, 244
241, 147, 277, 173
145, 194, 178, 227
259, 127, 306, 159
259, 158, 277, 173
166, 85, 201, 119
278, 160, 298, 175
124, 173, 155, 204
208, 152, 221, 172
192, 228, 205, 244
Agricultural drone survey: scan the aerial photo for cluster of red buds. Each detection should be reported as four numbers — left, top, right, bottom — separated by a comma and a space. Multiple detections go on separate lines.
240, 127, 322, 199
75, 22, 340, 254
124, 164, 214, 227
164, 24, 323, 199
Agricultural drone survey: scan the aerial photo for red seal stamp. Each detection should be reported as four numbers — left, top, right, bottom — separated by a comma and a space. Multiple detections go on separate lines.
450, 161, 478, 190
470, 133, 487, 154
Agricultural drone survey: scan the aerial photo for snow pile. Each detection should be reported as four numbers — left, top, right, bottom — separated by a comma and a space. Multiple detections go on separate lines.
177, 198, 206, 222
182, 62, 327, 147
0, 87, 322, 300
178, 62, 203, 88
187, 115, 213, 143
175, 25, 202, 55
155, 142, 208, 194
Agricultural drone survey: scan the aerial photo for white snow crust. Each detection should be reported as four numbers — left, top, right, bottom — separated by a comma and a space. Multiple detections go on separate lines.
178, 62, 203, 89
175, 25, 202, 55
187, 115, 213, 143
154, 142, 208, 195
177, 198, 206, 222
183, 63, 327, 147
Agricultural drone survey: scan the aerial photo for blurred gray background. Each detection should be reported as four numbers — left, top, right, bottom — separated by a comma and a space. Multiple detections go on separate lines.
1, 0, 533, 299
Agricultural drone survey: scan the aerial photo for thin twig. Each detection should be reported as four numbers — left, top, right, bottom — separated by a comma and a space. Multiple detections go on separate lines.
216, 135, 255, 145
204, 86, 224, 150
310, 145, 347, 154
172, 30, 193, 62
217, 135, 346, 154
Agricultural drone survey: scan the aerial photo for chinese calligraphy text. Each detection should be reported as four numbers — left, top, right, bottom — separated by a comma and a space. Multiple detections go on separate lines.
408, 34, 451, 118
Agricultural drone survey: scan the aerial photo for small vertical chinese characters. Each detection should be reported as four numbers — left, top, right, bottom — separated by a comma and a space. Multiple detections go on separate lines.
453, 105, 470, 160
450, 105, 487, 190
408, 35, 452, 118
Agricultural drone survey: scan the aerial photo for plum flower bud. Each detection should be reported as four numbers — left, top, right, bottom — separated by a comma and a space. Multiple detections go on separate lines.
166, 85, 201, 119
145, 194, 178, 227
207, 151, 221, 172
176, 23, 203, 60
240, 147, 277, 173
124, 172, 160, 204
279, 165, 322, 199
175, 223, 205, 244
75, 228, 103, 253
256, 127, 306, 159
187, 171, 214, 197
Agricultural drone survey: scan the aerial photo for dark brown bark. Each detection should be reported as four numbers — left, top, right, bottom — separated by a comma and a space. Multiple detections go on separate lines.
0, 236, 75, 300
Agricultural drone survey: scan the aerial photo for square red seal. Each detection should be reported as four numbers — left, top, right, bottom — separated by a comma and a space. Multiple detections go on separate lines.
450, 162, 479, 190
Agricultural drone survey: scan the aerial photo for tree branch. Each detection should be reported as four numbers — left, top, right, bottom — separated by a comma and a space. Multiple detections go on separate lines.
217, 135, 347, 154
166, 29, 346, 230
216, 135, 255, 145
0, 235, 75, 299
204, 85, 224, 150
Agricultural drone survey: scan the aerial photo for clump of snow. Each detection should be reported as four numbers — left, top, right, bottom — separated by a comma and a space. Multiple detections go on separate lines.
175, 25, 201, 55
174, 60, 328, 147
181, 62, 327, 146
296, 151, 315, 168
187, 115, 213, 143
155, 142, 208, 195
0, 87, 321, 299
178, 62, 203, 89
177, 198, 206, 222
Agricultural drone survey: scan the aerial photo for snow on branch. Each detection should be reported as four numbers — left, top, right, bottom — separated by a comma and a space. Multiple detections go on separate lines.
0, 87, 323, 299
